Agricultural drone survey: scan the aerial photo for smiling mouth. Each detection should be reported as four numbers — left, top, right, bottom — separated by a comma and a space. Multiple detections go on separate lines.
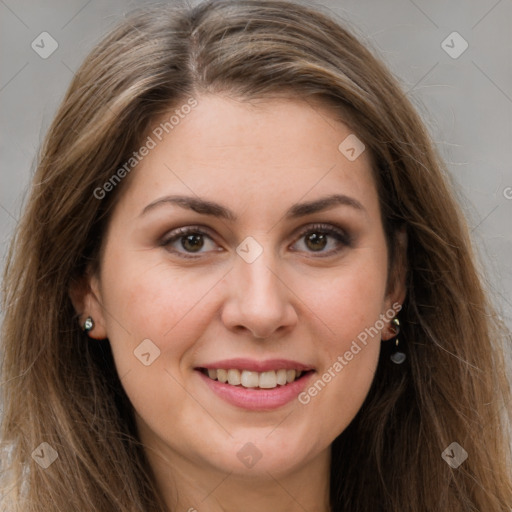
198, 368, 313, 389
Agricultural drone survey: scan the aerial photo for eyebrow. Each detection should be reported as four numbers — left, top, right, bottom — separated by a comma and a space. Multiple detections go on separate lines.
140, 193, 365, 220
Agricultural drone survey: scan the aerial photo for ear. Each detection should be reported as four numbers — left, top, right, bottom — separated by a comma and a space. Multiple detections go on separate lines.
382, 226, 407, 340
68, 268, 108, 340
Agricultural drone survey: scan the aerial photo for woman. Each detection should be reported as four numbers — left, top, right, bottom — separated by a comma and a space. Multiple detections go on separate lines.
1, 1, 511, 510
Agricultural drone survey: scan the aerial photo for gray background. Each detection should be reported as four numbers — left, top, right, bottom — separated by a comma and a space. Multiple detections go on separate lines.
1, 0, 511, 334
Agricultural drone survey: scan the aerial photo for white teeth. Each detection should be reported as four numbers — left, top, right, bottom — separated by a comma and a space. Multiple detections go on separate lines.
276, 369, 287, 386
227, 369, 241, 385
217, 369, 228, 383
204, 368, 307, 389
240, 370, 259, 388
259, 371, 277, 389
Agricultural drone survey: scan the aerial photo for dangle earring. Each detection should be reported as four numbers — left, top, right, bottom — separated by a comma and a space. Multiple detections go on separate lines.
82, 316, 94, 334
389, 317, 406, 364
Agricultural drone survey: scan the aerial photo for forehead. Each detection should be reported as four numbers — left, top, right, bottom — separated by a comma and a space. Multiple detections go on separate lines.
113, 94, 379, 221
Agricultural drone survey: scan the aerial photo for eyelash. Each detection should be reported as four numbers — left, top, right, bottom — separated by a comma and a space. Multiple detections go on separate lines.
160, 223, 352, 260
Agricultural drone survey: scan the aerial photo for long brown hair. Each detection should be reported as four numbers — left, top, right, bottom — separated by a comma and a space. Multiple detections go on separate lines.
2, 1, 511, 510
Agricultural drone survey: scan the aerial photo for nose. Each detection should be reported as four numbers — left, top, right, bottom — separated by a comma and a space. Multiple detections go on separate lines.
221, 251, 298, 339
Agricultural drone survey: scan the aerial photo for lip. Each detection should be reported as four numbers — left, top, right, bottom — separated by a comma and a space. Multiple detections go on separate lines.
196, 368, 315, 411
197, 358, 314, 372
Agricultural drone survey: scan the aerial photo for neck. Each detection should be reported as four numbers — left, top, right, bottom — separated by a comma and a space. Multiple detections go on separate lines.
145, 441, 332, 512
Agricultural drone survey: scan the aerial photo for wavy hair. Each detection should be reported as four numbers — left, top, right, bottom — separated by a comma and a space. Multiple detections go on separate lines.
1, 1, 511, 510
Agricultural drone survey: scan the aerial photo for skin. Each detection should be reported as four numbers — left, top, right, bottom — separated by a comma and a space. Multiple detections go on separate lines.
71, 94, 406, 512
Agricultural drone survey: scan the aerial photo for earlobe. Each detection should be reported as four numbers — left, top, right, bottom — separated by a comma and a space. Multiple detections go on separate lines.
68, 271, 108, 340
381, 316, 399, 341
381, 227, 408, 336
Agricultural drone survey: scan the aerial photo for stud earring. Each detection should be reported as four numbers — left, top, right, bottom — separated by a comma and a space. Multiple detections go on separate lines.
389, 317, 406, 364
82, 316, 94, 333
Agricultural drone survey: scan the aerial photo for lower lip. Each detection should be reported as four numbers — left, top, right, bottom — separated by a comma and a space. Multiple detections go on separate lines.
196, 370, 314, 411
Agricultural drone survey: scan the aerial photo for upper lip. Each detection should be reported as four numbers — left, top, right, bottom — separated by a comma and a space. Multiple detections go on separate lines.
196, 358, 315, 372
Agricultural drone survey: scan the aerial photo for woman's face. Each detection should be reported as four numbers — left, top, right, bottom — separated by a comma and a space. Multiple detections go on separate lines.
78, 94, 404, 481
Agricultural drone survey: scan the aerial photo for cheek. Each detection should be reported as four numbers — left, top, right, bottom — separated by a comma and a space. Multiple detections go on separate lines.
97, 257, 208, 423
292, 248, 387, 429
295, 247, 388, 349
101, 253, 221, 344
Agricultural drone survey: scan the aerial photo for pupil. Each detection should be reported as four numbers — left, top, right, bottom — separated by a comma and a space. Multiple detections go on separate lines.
306, 232, 327, 251
182, 234, 204, 252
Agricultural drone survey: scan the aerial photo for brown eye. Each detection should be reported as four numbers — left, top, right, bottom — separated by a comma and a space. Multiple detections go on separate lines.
291, 223, 352, 256
181, 233, 205, 252
161, 226, 221, 258
304, 232, 328, 251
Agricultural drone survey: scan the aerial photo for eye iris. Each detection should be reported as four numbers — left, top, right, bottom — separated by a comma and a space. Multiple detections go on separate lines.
305, 232, 327, 251
181, 234, 204, 252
